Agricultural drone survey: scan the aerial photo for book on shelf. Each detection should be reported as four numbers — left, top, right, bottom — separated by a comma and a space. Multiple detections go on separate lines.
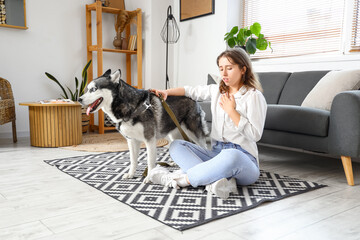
39, 99, 75, 104
127, 34, 137, 51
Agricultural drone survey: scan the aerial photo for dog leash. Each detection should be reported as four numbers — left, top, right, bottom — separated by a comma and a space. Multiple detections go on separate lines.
157, 94, 191, 142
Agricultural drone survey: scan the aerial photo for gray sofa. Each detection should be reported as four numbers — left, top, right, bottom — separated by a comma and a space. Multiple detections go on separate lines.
200, 71, 360, 186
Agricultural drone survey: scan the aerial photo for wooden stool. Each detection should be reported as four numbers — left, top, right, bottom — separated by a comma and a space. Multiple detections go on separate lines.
20, 102, 82, 147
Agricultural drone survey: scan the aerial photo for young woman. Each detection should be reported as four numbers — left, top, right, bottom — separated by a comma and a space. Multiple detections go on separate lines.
149, 48, 267, 199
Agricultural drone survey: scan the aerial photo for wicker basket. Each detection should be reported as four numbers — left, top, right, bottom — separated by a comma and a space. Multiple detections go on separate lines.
81, 107, 90, 133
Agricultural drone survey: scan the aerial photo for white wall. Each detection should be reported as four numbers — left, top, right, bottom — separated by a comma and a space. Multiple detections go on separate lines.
142, 0, 175, 90
172, 0, 228, 88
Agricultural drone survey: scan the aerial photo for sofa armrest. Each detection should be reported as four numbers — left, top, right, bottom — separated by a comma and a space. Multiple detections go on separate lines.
328, 90, 360, 157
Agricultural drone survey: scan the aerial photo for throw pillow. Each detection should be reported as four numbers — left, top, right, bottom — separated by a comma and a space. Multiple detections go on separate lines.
301, 69, 360, 111
208, 74, 222, 85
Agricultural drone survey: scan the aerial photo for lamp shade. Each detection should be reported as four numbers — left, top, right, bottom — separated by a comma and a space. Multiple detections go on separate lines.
160, 6, 180, 44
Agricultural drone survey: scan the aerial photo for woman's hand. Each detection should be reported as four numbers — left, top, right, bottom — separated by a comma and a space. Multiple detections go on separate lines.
149, 89, 168, 100
220, 93, 241, 125
220, 93, 236, 114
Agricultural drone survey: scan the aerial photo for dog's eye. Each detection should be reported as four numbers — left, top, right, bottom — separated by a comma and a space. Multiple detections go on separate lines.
90, 87, 97, 93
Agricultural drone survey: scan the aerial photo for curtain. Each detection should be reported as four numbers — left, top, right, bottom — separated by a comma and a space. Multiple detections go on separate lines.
243, 0, 345, 58
350, 0, 360, 52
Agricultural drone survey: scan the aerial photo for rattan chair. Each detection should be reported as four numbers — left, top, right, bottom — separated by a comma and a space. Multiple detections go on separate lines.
0, 77, 17, 143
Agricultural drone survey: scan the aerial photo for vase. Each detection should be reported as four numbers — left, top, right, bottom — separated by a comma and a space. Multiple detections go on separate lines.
81, 107, 90, 133
113, 32, 122, 49
121, 36, 128, 50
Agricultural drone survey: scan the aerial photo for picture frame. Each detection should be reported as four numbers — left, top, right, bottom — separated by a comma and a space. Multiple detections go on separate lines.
108, 0, 125, 10
180, 0, 215, 22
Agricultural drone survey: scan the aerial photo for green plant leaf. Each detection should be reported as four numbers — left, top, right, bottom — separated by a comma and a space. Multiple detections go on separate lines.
67, 86, 76, 101
45, 72, 69, 99
256, 37, 268, 50
250, 22, 261, 37
246, 38, 257, 54
80, 60, 92, 96
75, 77, 79, 100
224, 26, 238, 41
237, 28, 247, 46
46, 59, 92, 101
82, 59, 92, 78
229, 26, 238, 35
228, 38, 236, 48
80, 76, 88, 97
74, 89, 79, 101
245, 29, 252, 38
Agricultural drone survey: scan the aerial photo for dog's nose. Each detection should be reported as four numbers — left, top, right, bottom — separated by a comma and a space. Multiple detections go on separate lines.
78, 98, 83, 103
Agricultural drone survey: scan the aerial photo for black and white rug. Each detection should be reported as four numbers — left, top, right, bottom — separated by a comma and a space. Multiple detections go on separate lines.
45, 147, 326, 231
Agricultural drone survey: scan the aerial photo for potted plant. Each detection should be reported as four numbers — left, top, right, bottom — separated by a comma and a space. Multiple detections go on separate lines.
45, 59, 92, 133
224, 22, 272, 55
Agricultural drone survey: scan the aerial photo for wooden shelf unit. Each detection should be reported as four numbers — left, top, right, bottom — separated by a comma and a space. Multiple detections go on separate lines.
85, 1, 142, 134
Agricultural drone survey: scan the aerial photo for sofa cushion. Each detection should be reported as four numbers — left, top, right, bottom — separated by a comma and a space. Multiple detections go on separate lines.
208, 74, 222, 85
265, 104, 330, 137
278, 71, 329, 105
301, 69, 360, 111
257, 72, 291, 104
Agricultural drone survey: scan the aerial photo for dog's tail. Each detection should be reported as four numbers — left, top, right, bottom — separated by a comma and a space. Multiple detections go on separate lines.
200, 109, 210, 136
197, 103, 210, 137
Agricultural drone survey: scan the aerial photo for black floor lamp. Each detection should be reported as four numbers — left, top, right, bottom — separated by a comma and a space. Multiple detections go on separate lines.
160, 6, 180, 89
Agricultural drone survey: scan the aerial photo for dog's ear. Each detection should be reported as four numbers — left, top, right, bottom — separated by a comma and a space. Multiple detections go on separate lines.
103, 69, 112, 78
110, 69, 121, 83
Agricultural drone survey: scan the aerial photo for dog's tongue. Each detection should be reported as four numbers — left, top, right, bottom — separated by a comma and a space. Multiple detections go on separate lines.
86, 106, 92, 116
86, 98, 100, 116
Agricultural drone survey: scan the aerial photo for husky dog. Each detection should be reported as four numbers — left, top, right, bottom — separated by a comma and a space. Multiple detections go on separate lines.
79, 69, 209, 182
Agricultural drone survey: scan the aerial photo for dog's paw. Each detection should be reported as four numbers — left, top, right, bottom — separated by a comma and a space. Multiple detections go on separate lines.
122, 173, 134, 179
143, 176, 151, 184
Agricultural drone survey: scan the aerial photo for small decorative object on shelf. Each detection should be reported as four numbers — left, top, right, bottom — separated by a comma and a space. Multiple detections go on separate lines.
114, 9, 137, 49
99, 0, 109, 7
113, 32, 122, 49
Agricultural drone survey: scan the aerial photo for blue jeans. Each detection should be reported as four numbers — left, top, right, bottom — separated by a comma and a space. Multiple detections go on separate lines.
169, 140, 260, 187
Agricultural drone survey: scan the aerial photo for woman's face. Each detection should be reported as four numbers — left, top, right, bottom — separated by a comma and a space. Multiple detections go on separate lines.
218, 56, 246, 90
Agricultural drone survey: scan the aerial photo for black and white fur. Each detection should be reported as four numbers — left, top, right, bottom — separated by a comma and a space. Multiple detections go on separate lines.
79, 69, 209, 182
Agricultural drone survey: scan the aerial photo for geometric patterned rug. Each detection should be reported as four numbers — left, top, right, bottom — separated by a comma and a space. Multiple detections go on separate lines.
44, 147, 326, 231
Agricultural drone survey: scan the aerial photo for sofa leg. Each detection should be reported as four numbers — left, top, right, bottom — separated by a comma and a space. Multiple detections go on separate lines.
341, 156, 354, 186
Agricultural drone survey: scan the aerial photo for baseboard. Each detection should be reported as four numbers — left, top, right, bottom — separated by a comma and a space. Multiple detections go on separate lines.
0, 131, 29, 139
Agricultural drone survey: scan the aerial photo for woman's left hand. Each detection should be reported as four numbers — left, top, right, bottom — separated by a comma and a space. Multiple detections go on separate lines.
220, 93, 236, 114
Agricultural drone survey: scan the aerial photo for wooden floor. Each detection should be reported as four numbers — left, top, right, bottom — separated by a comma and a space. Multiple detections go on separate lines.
0, 137, 359, 240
